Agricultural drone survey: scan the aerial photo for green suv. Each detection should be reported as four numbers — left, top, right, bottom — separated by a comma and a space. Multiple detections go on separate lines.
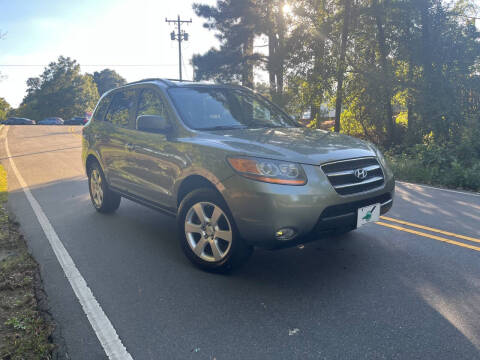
82, 79, 395, 271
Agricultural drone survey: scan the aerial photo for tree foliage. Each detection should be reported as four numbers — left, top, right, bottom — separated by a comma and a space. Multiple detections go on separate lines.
193, 0, 291, 103
192, 0, 480, 189
193, 0, 262, 88
0, 97, 11, 121
193, 0, 480, 149
92, 69, 126, 96
16, 56, 99, 120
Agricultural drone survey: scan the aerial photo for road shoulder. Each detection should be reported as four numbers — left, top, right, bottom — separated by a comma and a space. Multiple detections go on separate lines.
0, 163, 57, 358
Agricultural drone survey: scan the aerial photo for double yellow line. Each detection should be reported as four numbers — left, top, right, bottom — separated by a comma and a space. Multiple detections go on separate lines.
376, 216, 480, 252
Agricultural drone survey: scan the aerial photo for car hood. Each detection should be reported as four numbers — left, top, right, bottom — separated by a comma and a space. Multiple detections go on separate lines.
188, 127, 377, 165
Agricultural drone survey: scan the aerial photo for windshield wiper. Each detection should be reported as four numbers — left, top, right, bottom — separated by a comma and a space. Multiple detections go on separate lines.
199, 125, 248, 131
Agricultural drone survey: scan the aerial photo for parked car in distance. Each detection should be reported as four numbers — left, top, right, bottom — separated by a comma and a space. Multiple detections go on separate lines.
64, 116, 89, 125
3, 117, 36, 125
38, 117, 64, 125
83, 78, 395, 272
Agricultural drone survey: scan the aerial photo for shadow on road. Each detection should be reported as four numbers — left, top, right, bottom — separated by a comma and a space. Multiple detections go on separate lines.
393, 182, 480, 238
0, 146, 82, 161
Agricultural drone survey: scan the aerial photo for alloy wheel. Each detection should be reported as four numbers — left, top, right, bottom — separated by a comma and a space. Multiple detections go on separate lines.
185, 202, 233, 262
90, 169, 104, 208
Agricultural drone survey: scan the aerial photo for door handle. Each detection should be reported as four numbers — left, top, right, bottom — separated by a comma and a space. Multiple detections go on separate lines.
125, 143, 135, 151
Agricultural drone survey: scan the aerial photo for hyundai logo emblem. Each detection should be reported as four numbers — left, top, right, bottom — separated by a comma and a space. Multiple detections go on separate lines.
354, 168, 368, 180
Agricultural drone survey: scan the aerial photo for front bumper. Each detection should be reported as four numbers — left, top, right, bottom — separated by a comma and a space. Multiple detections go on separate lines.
220, 163, 395, 248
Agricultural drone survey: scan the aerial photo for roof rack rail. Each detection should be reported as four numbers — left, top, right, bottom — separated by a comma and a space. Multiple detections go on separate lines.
165, 78, 195, 82
126, 78, 171, 86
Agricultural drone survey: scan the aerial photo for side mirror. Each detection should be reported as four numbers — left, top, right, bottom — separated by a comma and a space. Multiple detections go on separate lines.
136, 115, 169, 133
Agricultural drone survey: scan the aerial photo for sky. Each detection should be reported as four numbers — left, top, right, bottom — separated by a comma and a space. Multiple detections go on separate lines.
0, 0, 219, 107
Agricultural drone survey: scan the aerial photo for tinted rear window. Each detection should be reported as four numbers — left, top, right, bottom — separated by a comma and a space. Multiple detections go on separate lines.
92, 94, 112, 122
105, 89, 137, 128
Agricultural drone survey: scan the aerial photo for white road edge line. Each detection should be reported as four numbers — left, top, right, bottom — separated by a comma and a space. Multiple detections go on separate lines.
3, 126, 133, 360
397, 181, 480, 197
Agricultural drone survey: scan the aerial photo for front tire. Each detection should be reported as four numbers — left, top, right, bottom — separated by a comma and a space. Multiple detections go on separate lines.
88, 162, 121, 213
177, 188, 253, 272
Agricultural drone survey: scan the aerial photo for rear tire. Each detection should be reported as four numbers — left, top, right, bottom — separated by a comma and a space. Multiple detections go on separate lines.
88, 161, 121, 213
177, 188, 253, 272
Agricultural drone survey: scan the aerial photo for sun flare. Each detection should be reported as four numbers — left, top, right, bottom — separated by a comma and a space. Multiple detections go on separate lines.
282, 3, 292, 15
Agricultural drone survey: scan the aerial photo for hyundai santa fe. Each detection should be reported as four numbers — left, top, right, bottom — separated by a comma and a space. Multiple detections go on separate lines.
82, 78, 395, 271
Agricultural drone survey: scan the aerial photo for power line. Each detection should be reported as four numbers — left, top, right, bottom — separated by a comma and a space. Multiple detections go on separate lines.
0, 64, 178, 67
166, 15, 192, 81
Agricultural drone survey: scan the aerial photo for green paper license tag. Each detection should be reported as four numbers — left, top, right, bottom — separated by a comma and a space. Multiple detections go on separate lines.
357, 203, 380, 227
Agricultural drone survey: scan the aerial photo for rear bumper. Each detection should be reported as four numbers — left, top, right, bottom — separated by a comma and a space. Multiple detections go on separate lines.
220, 163, 395, 248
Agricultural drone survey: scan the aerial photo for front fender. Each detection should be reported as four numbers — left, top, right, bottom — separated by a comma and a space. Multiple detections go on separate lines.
172, 166, 232, 201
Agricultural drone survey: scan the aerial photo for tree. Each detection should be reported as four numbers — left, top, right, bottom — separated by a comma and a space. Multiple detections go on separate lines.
193, 0, 264, 88
92, 69, 126, 95
284, 0, 336, 126
333, 0, 352, 132
17, 56, 99, 120
0, 97, 10, 121
263, 0, 289, 104
193, 0, 293, 98
336, 0, 480, 145
192, 0, 480, 149
192, 45, 247, 85
372, 0, 395, 144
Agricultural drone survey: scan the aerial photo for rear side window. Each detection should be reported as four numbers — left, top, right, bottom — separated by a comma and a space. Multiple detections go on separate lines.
137, 88, 168, 119
105, 89, 137, 128
92, 94, 112, 122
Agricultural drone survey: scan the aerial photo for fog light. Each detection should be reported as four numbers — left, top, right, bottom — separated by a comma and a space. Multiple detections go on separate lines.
275, 228, 296, 241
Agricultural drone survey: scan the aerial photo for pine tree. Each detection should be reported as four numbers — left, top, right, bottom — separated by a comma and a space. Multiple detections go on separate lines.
193, 0, 262, 88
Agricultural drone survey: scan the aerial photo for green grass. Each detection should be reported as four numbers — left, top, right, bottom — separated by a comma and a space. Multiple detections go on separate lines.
386, 154, 480, 192
0, 164, 55, 359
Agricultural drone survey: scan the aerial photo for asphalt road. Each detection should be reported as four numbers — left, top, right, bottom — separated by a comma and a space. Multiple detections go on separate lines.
1, 125, 480, 360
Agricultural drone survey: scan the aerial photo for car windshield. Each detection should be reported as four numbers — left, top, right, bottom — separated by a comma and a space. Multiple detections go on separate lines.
168, 87, 300, 130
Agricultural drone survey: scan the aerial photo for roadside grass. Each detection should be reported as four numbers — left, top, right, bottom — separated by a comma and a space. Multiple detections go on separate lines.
386, 154, 480, 193
0, 164, 55, 359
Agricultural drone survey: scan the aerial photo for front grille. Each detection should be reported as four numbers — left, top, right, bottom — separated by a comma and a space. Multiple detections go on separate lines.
321, 157, 385, 195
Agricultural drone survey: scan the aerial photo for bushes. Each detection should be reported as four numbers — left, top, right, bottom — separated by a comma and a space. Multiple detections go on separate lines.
386, 135, 480, 192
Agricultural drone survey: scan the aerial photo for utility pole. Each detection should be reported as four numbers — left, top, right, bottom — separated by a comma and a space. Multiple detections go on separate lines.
165, 15, 192, 81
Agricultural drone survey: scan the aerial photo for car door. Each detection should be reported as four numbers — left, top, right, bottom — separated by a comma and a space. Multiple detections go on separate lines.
125, 86, 185, 210
99, 88, 138, 191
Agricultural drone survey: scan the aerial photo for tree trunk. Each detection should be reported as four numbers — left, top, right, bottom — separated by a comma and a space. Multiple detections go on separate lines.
334, 0, 352, 133
407, 60, 414, 136
242, 33, 254, 89
275, 2, 286, 106
420, 0, 433, 129
312, 37, 325, 128
268, 33, 277, 99
312, 0, 326, 129
267, 2, 277, 99
372, 0, 395, 145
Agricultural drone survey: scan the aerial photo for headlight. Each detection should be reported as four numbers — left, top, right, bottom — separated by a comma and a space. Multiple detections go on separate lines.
227, 157, 307, 185
370, 144, 391, 175
374, 147, 388, 168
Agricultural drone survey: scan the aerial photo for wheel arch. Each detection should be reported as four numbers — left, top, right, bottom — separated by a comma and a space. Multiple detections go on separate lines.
85, 153, 101, 175
85, 153, 109, 181
176, 175, 224, 208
